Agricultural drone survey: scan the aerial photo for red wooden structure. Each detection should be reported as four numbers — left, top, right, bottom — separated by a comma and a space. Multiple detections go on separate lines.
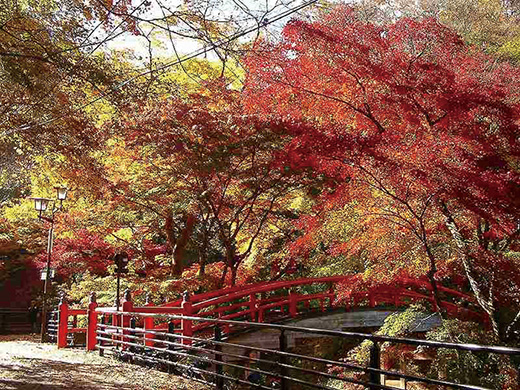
56, 295, 87, 348
53, 276, 483, 350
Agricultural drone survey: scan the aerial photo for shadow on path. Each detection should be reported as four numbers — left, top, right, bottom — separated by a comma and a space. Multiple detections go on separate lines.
0, 337, 206, 390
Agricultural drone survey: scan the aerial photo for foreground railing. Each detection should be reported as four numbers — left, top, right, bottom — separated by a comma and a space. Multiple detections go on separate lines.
88, 307, 520, 390
46, 310, 58, 341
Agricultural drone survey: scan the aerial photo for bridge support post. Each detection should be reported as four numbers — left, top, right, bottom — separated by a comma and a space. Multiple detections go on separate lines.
256, 304, 264, 323
214, 326, 224, 390
369, 341, 381, 390
249, 293, 257, 321
128, 316, 136, 361
99, 315, 105, 356
328, 283, 335, 310
279, 329, 288, 390
168, 320, 175, 374
57, 295, 68, 349
182, 291, 193, 346
86, 292, 98, 351
121, 289, 133, 350
144, 293, 155, 347
289, 291, 297, 318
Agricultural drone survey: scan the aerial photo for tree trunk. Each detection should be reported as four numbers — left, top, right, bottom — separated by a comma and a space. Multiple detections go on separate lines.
197, 232, 210, 277
421, 231, 448, 320
165, 211, 196, 276
230, 265, 238, 286
173, 213, 196, 275
219, 265, 228, 288
439, 201, 502, 338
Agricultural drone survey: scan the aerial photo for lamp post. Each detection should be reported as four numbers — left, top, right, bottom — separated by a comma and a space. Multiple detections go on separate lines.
31, 186, 68, 343
113, 252, 129, 311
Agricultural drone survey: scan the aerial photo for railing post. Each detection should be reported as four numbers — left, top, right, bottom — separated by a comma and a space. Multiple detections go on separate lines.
121, 289, 133, 350
129, 317, 136, 357
289, 290, 297, 318
328, 283, 335, 309
144, 293, 155, 347
256, 303, 264, 323
279, 329, 288, 390
86, 292, 98, 351
168, 320, 175, 374
57, 295, 69, 348
249, 293, 257, 321
214, 325, 224, 390
369, 341, 381, 390
181, 291, 193, 346
99, 315, 105, 356
112, 295, 119, 328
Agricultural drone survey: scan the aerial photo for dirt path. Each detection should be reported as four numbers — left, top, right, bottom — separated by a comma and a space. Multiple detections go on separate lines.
0, 335, 208, 390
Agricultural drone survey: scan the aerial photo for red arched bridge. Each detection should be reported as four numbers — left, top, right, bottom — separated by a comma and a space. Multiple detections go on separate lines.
47, 275, 483, 349
44, 276, 519, 390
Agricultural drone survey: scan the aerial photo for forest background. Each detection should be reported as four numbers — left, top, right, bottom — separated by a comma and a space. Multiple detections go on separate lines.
1, 0, 520, 385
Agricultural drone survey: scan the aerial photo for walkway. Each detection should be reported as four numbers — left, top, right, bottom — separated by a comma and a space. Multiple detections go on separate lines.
0, 335, 207, 390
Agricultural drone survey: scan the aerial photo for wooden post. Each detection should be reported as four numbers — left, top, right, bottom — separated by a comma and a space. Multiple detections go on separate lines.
144, 293, 155, 347
214, 326, 224, 390
86, 292, 98, 351
329, 283, 335, 309
168, 320, 175, 374
257, 304, 264, 323
112, 295, 119, 329
289, 290, 297, 318
249, 293, 257, 321
99, 315, 105, 356
121, 289, 133, 350
57, 295, 68, 348
181, 291, 193, 346
369, 341, 381, 390
279, 329, 288, 390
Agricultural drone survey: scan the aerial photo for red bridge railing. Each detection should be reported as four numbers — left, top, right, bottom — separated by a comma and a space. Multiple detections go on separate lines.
53, 276, 483, 350
54, 296, 87, 348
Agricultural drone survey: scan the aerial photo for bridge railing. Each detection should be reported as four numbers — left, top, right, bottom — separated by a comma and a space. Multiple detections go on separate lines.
54, 297, 88, 347
53, 275, 483, 350
46, 309, 59, 341
90, 307, 520, 390
181, 276, 482, 332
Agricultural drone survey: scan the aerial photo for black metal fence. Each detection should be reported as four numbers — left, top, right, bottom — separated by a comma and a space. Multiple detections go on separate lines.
46, 310, 58, 342
95, 310, 520, 390
0, 308, 32, 334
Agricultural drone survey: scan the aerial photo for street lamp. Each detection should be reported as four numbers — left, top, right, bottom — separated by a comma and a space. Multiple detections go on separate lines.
113, 252, 129, 311
30, 186, 68, 343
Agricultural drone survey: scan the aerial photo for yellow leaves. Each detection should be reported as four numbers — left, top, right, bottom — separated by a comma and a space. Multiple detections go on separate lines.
2, 199, 34, 222
83, 7, 93, 20
498, 36, 520, 63
105, 228, 133, 244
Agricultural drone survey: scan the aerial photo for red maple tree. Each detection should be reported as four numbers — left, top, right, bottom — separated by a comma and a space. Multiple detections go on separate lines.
244, 6, 520, 341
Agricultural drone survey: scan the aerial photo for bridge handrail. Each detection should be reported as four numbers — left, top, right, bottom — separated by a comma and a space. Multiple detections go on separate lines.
92, 308, 519, 390
96, 309, 520, 355
192, 276, 349, 310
